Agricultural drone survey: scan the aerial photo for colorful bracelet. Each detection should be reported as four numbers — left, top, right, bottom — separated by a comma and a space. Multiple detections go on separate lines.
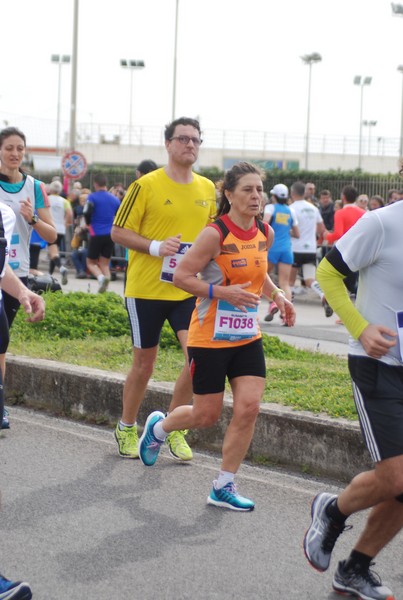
208, 283, 214, 299
270, 287, 285, 301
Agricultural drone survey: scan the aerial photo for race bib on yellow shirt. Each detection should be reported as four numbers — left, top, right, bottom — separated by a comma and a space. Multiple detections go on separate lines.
160, 242, 192, 284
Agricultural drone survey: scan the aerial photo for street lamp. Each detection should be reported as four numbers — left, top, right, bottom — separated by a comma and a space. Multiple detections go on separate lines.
362, 120, 377, 155
301, 52, 322, 170
172, 0, 180, 120
397, 65, 403, 157
391, 2, 403, 15
354, 75, 372, 169
120, 59, 145, 145
51, 54, 71, 155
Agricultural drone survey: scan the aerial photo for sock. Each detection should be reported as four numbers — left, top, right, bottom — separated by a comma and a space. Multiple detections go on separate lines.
119, 420, 136, 430
54, 256, 61, 269
216, 470, 235, 489
310, 280, 324, 300
98, 274, 104, 283
344, 550, 373, 573
49, 258, 55, 275
326, 498, 348, 525
153, 419, 168, 441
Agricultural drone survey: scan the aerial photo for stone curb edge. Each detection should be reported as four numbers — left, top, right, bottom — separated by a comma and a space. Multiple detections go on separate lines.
5, 354, 371, 481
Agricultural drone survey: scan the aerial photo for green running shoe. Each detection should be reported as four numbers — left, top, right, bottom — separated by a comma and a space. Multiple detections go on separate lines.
166, 429, 193, 461
114, 423, 139, 458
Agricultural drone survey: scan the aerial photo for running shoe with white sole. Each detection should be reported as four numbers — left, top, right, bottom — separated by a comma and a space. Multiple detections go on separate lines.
138, 411, 165, 466
166, 429, 193, 461
332, 560, 395, 600
1, 408, 10, 430
207, 481, 255, 511
264, 301, 279, 322
60, 265, 68, 285
114, 423, 139, 458
304, 492, 348, 572
0, 574, 32, 600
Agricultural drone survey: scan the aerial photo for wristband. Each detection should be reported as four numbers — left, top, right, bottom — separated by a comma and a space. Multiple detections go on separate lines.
149, 240, 162, 257
208, 283, 214, 299
270, 287, 285, 301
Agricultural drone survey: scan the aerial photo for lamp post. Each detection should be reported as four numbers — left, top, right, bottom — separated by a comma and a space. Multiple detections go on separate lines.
397, 65, 403, 157
69, 0, 79, 151
362, 120, 377, 155
354, 75, 372, 169
301, 52, 322, 170
51, 54, 71, 155
120, 59, 145, 145
172, 0, 180, 121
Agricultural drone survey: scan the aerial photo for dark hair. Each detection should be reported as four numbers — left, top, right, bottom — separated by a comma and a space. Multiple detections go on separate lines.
93, 172, 107, 188
320, 189, 331, 197
216, 162, 265, 217
369, 194, 384, 209
164, 117, 201, 141
342, 185, 358, 204
0, 126, 26, 148
290, 181, 305, 197
136, 159, 158, 176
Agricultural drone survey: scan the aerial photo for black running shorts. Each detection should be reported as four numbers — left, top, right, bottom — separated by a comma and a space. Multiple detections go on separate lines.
125, 296, 196, 349
349, 355, 403, 462
188, 338, 266, 395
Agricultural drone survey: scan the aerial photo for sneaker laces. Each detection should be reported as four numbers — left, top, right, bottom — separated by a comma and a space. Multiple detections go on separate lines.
358, 562, 383, 586
322, 522, 352, 553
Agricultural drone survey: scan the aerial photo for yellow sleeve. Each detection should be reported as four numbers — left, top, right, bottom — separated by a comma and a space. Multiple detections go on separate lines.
317, 258, 369, 340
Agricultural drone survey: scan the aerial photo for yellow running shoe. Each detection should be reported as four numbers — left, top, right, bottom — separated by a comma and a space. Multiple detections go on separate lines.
114, 423, 139, 458
166, 429, 193, 461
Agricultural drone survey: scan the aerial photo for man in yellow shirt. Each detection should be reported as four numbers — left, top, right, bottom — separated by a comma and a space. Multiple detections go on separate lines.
112, 117, 216, 460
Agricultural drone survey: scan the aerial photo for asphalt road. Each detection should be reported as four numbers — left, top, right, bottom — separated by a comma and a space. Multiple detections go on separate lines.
1, 408, 402, 600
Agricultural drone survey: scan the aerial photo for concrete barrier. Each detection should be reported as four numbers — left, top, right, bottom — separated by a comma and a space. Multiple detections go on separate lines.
5, 354, 372, 482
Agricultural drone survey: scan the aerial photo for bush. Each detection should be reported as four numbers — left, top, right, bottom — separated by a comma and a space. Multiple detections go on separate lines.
12, 291, 130, 340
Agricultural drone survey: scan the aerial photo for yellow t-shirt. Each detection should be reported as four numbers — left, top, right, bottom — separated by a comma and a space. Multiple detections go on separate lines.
114, 168, 216, 300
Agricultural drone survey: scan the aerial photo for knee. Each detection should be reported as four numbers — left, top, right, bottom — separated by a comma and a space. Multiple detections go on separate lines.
193, 409, 221, 429
235, 400, 260, 424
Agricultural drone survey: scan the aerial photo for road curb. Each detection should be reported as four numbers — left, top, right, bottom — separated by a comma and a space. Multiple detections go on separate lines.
5, 354, 371, 481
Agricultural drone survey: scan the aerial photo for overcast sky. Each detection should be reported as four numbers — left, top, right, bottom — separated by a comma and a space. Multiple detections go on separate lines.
2, 0, 403, 145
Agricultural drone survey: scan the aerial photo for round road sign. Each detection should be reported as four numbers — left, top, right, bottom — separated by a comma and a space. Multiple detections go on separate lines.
62, 151, 87, 179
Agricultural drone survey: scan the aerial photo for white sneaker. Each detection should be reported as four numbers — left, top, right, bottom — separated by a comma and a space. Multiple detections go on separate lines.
60, 266, 68, 285
98, 276, 110, 293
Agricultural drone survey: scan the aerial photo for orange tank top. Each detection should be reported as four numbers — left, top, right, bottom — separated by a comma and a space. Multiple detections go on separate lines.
187, 214, 269, 348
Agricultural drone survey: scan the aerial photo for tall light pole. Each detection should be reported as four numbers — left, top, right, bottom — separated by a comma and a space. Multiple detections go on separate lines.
398, 65, 403, 157
120, 59, 145, 145
51, 54, 71, 155
69, 0, 79, 151
172, 0, 179, 121
301, 52, 322, 170
362, 120, 377, 155
354, 75, 372, 170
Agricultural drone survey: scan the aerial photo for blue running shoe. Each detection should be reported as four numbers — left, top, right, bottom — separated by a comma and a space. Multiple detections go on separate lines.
1, 409, 10, 430
207, 481, 255, 511
138, 411, 165, 466
0, 574, 32, 600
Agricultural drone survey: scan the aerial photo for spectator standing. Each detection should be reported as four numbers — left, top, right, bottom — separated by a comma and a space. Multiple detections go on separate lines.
369, 195, 385, 210
111, 117, 216, 461
355, 194, 369, 211
47, 179, 73, 285
289, 181, 332, 317
71, 189, 90, 278
386, 188, 399, 205
318, 189, 335, 231
304, 200, 403, 600
263, 183, 299, 322
304, 182, 319, 206
84, 173, 120, 293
